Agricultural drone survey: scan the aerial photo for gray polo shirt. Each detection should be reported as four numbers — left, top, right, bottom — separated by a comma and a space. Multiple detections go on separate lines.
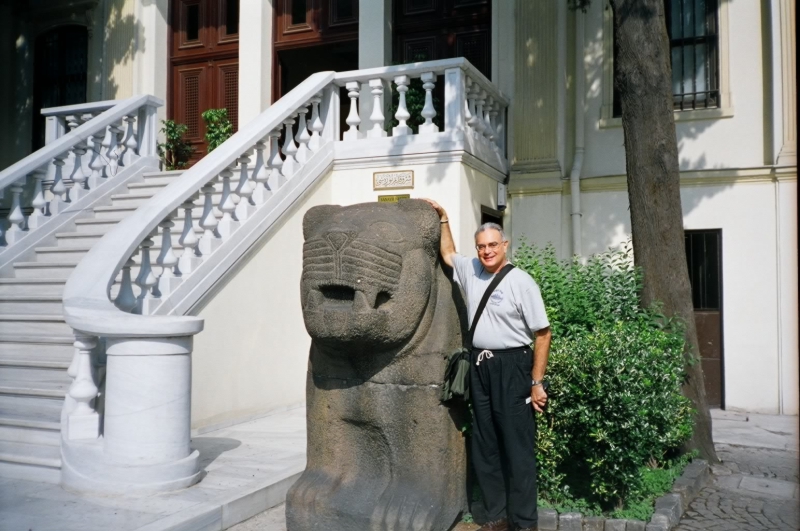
452, 254, 550, 350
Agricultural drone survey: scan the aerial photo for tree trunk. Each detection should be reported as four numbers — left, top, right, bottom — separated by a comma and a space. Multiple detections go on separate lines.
609, 0, 718, 463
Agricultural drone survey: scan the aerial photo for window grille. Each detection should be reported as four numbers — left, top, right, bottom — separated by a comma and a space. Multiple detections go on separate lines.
612, 0, 720, 116
666, 0, 720, 110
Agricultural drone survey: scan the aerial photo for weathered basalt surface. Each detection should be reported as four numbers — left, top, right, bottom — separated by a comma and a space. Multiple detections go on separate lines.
286, 200, 468, 531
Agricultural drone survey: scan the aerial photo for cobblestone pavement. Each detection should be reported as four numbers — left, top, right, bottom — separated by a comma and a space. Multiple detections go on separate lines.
675, 444, 799, 531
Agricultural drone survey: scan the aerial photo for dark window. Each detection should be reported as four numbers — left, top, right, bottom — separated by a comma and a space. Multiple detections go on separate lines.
480, 205, 504, 228
32, 25, 88, 149
225, 0, 239, 35
684, 230, 721, 310
186, 4, 200, 40
666, 0, 719, 110
612, 0, 719, 116
291, 0, 308, 26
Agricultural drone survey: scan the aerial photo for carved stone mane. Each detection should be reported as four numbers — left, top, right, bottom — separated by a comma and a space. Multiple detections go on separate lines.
286, 200, 468, 531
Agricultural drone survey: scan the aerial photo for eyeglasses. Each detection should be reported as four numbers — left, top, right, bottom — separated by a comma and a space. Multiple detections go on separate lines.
475, 241, 505, 252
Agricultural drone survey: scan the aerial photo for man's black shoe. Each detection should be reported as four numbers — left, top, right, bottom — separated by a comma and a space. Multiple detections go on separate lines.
477, 518, 509, 531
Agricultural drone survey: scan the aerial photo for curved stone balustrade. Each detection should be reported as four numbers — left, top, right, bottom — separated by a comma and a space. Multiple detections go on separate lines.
60, 58, 509, 494
0, 96, 161, 248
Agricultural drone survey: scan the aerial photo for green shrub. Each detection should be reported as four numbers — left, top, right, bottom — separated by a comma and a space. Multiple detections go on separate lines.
157, 119, 194, 170
202, 108, 234, 152
513, 242, 694, 513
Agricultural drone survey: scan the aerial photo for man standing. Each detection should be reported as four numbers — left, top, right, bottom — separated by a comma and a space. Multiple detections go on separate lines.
424, 199, 551, 531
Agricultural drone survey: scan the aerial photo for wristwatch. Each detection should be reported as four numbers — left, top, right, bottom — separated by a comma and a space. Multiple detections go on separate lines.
531, 379, 544, 387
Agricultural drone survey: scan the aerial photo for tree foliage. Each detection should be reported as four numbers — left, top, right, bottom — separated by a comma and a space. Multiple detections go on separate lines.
514, 243, 693, 512
202, 108, 234, 153
157, 119, 194, 170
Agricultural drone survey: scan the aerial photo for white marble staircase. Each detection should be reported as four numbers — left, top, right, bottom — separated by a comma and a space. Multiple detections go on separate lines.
0, 168, 186, 482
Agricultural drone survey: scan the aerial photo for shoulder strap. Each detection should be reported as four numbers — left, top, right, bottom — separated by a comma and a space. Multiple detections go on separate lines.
467, 263, 515, 345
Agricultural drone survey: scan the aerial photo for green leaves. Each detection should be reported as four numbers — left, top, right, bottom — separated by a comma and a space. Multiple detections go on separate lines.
157, 119, 195, 170
515, 242, 694, 515
202, 108, 234, 152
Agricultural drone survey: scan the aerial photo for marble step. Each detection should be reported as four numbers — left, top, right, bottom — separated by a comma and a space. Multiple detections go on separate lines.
0, 336, 74, 369
0, 296, 63, 315
141, 170, 185, 185
126, 181, 172, 194
0, 395, 61, 446
0, 440, 61, 483
0, 366, 71, 391
12, 262, 79, 280
54, 231, 108, 247
0, 314, 72, 335
0, 279, 66, 297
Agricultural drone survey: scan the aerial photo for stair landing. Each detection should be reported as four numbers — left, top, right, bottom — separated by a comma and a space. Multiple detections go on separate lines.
0, 407, 306, 531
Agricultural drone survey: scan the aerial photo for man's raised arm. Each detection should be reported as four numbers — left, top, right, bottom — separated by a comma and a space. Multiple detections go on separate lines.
421, 199, 456, 268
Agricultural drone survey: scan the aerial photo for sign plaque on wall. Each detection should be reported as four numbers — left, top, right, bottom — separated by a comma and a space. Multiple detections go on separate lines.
373, 170, 414, 191
377, 194, 411, 203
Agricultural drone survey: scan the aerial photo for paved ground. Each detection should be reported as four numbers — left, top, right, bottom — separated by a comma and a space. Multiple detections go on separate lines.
231, 409, 799, 531
0, 407, 306, 531
675, 411, 799, 531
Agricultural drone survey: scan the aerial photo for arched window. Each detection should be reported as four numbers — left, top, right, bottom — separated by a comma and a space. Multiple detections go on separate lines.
32, 25, 88, 149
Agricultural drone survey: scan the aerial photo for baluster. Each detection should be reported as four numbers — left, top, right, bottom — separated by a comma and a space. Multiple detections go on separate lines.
295, 105, 312, 164
489, 100, 501, 148
367, 78, 387, 138
27, 168, 48, 230
66, 115, 90, 201
155, 212, 179, 297
217, 166, 238, 238
178, 194, 201, 275
50, 153, 69, 215
120, 113, 139, 167
3, 180, 25, 245
281, 116, 299, 178
308, 93, 324, 151
234, 151, 255, 222
464, 77, 475, 128
114, 256, 137, 312
484, 96, 496, 143
67, 333, 100, 440
343, 81, 362, 141
135, 232, 158, 312
473, 89, 487, 137
466, 78, 480, 137
87, 128, 107, 189
106, 120, 123, 176
393, 75, 412, 136
494, 101, 506, 153
267, 128, 285, 192
198, 179, 221, 255
252, 138, 271, 205
419, 72, 439, 135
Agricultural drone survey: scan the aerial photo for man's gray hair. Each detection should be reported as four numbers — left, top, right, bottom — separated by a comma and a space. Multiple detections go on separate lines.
474, 222, 507, 242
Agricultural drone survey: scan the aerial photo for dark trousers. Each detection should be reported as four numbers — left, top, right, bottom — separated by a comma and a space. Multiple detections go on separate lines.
470, 346, 538, 528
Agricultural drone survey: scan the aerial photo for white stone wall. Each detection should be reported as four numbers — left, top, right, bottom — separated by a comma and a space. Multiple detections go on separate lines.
509, 176, 799, 415
190, 159, 500, 431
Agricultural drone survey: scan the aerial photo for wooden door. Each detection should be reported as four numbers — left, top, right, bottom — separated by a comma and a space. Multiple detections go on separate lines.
272, 0, 359, 101
685, 230, 724, 408
394, 0, 492, 78
169, 0, 240, 163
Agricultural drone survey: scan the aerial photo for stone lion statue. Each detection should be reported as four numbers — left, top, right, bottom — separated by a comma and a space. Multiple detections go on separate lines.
285, 199, 468, 531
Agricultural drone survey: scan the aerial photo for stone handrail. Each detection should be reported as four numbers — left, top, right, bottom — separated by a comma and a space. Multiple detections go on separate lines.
0, 95, 161, 246
59, 58, 509, 493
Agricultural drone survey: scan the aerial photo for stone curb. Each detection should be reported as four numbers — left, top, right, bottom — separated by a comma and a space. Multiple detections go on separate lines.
536, 459, 710, 531
130, 469, 302, 531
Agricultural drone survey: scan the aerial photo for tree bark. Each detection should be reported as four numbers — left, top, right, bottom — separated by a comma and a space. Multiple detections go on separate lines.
609, 0, 718, 463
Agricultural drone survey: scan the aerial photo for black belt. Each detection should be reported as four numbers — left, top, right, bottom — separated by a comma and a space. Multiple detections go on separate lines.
470, 346, 530, 355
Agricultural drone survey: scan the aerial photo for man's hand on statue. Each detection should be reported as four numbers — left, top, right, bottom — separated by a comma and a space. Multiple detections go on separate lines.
420, 198, 446, 219
531, 385, 547, 413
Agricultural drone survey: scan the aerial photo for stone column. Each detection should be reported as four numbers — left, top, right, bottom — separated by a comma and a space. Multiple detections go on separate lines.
133, 0, 169, 122
239, 0, 274, 126
103, 336, 197, 468
776, 0, 796, 166
358, 0, 392, 133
